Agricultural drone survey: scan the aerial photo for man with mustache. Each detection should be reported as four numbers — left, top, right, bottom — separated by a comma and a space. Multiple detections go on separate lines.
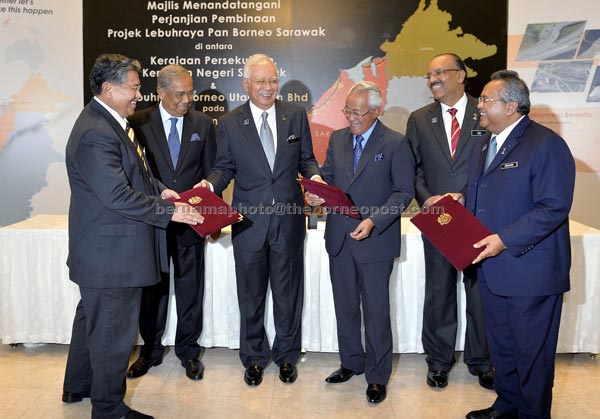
406, 53, 493, 390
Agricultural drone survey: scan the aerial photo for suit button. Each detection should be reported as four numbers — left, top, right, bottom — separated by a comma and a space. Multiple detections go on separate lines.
271, 179, 275, 184
477, 209, 485, 213
173, 179, 177, 184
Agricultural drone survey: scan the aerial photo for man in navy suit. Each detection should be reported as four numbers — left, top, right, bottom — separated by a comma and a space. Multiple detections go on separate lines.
462, 70, 575, 419
306, 81, 414, 403
62, 54, 203, 419
200, 53, 321, 386
406, 53, 493, 389
126, 65, 216, 382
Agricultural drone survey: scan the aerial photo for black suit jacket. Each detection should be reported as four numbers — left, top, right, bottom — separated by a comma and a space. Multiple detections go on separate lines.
406, 94, 483, 206
321, 120, 415, 262
129, 105, 216, 246
65, 99, 174, 288
207, 100, 320, 251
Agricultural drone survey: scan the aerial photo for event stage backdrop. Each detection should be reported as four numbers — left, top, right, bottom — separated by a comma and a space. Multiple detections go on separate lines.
1, 0, 599, 229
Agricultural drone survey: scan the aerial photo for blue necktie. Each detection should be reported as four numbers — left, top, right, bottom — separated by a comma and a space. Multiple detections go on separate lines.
353, 134, 364, 174
167, 117, 180, 169
484, 136, 497, 171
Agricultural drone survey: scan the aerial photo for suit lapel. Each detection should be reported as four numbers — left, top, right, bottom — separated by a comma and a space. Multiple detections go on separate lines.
482, 116, 530, 176
344, 131, 354, 181
178, 112, 194, 171
428, 105, 452, 164
237, 102, 272, 172
149, 107, 173, 173
274, 100, 289, 174
348, 121, 383, 187
453, 98, 479, 162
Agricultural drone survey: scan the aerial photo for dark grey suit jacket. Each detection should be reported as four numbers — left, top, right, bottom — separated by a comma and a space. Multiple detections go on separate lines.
207, 100, 320, 251
406, 94, 483, 206
129, 105, 216, 246
321, 120, 415, 262
65, 99, 174, 288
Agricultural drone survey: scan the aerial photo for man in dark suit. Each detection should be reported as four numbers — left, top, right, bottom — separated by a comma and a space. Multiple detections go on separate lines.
126, 65, 216, 381
463, 70, 575, 419
306, 81, 415, 404
200, 54, 321, 386
406, 53, 493, 389
62, 54, 203, 419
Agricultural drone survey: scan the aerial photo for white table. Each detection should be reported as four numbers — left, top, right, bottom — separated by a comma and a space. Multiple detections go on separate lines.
1, 215, 599, 353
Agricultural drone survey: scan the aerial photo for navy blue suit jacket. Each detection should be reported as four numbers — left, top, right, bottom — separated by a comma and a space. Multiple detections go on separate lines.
207, 100, 320, 251
465, 116, 576, 296
321, 120, 415, 262
65, 99, 174, 288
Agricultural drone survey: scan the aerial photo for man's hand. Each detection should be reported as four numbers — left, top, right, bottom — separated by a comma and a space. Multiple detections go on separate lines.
472, 234, 505, 264
446, 192, 465, 205
160, 188, 180, 200
311, 175, 326, 184
349, 218, 375, 241
305, 191, 325, 206
194, 179, 211, 189
171, 202, 204, 225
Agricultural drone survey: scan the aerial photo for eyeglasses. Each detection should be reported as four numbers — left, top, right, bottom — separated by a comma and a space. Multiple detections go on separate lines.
250, 78, 279, 88
478, 96, 503, 105
119, 84, 142, 94
166, 88, 196, 100
423, 68, 461, 80
341, 108, 372, 119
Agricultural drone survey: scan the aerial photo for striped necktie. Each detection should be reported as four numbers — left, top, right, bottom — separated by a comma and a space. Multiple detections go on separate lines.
126, 124, 150, 177
448, 108, 460, 159
484, 136, 497, 171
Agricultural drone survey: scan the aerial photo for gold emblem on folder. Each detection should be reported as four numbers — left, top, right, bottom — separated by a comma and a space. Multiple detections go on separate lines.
437, 213, 452, 225
188, 196, 202, 205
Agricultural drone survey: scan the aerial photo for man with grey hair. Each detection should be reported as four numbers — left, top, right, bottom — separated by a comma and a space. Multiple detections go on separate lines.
62, 54, 203, 419
199, 53, 321, 386
306, 81, 415, 403
126, 64, 216, 382
461, 70, 575, 419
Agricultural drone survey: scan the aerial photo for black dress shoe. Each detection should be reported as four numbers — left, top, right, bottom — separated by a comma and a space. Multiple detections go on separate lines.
466, 406, 518, 419
126, 356, 162, 378
325, 366, 360, 383
122, 409, 154, 419
279, 362, 298, 383
182, 358, 204, 380
244, 364, 264, 386
61, 390, 90, 403
476, 371, 494, 390
366, 383, 387, 404
426, 370, 448, 388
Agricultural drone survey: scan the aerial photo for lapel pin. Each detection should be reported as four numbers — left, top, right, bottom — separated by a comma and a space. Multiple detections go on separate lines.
243, 118, 250, 126
431, 117, 438, 123
281, 114, 287, 121
501, 147, 506, 155
473, 113, 478, 120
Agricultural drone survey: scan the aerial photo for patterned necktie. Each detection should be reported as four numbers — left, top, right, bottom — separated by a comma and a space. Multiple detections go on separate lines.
126, 124, 149, 175
353, 134, 364, 174
484, 136, 497, 171
167, 117, 180, 169
448, 108, 460, 159
260, 111, 275, 171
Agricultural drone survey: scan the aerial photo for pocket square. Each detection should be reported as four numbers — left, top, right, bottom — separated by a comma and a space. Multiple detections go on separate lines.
190, 133, 201, 142
287, 135, 300, 144
374, 153, 384, 161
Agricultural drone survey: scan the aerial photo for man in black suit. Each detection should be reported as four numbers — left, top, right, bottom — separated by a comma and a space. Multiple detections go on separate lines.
306, 81, 415, 403
199, 53, 321, 386
405, 53, 493, 389
62, 54, 203, 419
126, 65, 216, 381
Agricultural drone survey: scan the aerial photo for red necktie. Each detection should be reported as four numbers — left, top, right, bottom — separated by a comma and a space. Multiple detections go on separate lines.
448, 108, 460, 159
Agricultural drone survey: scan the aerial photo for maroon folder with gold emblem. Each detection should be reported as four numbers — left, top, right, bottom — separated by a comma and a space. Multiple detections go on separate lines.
410, 195, 492, 271
299, 177, 361, 219
167, 187, 243, 238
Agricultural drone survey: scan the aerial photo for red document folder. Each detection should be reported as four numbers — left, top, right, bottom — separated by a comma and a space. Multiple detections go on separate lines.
167, 187, 243, 238
299, 177, 361, 219
410, 195, 492, 271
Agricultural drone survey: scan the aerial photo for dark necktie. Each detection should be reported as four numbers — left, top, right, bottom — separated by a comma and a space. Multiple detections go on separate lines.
485, 136, 497, 171
260, 111, 275, 171
353, 134, 364, 174
167, 117, 180, 169
448, 107, 460, 159
126, 124, 149, 175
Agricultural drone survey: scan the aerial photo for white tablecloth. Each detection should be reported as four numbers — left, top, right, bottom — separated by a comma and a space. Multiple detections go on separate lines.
1, 215, 599, 353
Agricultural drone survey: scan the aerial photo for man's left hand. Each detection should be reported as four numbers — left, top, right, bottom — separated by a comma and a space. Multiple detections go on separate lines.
349, 218, 375, 241
472, 234, 506, 264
